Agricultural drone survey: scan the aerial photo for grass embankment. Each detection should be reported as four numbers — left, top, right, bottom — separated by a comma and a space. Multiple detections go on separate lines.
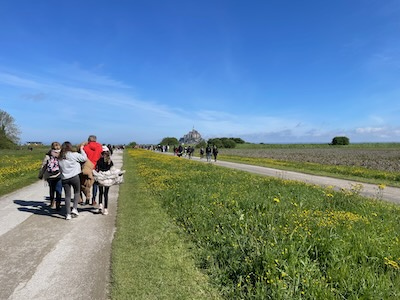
0, 148, 44, 196
111, 151, 221, 299
117, 149, 400, 299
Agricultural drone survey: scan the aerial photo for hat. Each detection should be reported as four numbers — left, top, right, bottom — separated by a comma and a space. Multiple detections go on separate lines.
102, 145, 110, 152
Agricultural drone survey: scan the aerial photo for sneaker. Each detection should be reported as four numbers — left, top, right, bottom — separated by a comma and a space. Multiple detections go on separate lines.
66, 214, 71, 220
71, 208, 79, 216
103, 209, 108, 215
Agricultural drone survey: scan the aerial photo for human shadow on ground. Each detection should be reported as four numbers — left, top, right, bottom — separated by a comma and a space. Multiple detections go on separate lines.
14, 199, 101, 219
14, 199, 66, 219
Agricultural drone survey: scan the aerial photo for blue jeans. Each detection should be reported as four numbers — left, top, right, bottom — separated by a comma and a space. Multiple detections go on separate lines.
48, 178, 62, 203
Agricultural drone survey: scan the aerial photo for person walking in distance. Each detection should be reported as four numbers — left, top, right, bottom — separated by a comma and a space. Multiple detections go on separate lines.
213, 145, 219, 162
206, 144, 212, 162
95, 146, 114, 215
58, 142, 87, 220
83, 135, 102, 205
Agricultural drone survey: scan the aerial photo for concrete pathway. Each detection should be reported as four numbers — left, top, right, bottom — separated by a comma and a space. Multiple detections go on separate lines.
0, 150, 123, 300
179, 153, 400, 205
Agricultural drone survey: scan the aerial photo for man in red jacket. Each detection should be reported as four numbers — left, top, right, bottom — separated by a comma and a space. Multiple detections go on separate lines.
83, 135, 102, 205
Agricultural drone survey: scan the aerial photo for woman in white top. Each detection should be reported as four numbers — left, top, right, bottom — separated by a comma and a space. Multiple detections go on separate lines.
58, 141, 87, 220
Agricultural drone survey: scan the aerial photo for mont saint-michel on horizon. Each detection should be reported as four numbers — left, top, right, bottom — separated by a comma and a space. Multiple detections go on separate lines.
179, 128, 204, 145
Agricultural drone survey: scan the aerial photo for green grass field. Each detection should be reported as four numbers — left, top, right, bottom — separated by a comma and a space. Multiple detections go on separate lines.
2, 144, 400, 299
116, 149, 400, 299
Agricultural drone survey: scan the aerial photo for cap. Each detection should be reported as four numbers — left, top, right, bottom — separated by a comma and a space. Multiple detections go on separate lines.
102, 145, 110, 152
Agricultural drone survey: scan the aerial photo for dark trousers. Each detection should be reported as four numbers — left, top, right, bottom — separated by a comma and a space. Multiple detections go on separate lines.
92, 182, 98, 202
62, 175, 80, 214
99, 186, 110, 209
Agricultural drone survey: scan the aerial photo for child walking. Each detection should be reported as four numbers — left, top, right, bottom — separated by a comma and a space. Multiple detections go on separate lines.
95, 146, 114, 215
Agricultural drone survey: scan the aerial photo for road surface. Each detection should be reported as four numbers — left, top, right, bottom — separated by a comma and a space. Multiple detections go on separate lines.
0, 150, 123, 300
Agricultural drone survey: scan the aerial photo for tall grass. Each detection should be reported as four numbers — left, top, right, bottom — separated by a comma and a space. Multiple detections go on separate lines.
111, 151, 221, 299
128, 149, 400, 299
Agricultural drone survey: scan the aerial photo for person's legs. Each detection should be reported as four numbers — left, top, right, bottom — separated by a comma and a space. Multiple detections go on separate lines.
92, 182, 98, 205
70, 175, 81, 212
103, 186, 110, 215
62, 180, 71, 218
55, 179, 62, 210
98, 186, 104, 213
104, 187, 110, 209
99, 186, 104, 204
48, 179, 56, 208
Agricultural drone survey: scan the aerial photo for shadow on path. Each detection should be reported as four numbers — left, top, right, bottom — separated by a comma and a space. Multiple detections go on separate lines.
13, 199, 99, 219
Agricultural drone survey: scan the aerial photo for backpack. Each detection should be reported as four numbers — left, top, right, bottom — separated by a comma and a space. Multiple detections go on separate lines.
47, 156, 60, 176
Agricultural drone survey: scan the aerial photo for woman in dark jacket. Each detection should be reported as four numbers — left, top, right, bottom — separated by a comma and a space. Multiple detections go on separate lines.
95, 146, 114, 215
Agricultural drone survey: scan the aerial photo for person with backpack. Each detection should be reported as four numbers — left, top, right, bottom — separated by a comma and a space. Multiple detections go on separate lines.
39, 142, 62, 210
58, 141, 88, 220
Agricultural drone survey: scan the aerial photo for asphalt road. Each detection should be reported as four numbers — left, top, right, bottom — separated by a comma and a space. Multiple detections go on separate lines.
0, 150, 123, 300
1, 150, 399, 300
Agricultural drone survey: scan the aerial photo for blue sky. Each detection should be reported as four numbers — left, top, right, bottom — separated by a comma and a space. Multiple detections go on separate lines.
1, 0, 400, 145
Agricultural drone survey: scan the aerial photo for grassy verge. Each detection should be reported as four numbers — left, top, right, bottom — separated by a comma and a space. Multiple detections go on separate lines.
218, 154, 400, 187
110, 151, 221, 299
0, 148, 44, 196
127, 149, 400, 299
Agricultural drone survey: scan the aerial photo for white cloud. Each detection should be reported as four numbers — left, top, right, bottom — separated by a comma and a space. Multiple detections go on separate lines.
0, 72, 41, 89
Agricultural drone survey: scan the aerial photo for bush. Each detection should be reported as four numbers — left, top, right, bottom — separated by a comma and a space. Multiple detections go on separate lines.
331, 136, 350, 145
160, 137, 179, 146
208, 137, 238, 148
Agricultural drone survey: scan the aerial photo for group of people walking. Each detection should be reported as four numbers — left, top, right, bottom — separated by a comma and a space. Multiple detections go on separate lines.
201, 145, 218, 162
39, 135, 114, 220
174, 144, 219, 162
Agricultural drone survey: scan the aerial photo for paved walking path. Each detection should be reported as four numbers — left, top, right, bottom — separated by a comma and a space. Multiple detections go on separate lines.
178, 153, 400, 205
0, 150, 123, 300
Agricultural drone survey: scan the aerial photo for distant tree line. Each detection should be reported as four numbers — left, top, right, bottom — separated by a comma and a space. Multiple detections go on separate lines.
0, 109, 20, 149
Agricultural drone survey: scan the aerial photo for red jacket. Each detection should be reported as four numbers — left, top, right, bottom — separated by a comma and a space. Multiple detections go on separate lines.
83, 141, 103, 168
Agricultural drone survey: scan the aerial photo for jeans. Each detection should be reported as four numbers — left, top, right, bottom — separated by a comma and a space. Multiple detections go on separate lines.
48, 178, 62, 203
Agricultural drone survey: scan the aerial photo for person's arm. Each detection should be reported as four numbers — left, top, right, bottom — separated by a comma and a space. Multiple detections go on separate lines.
74, 145, 88, 163
41, 155, 49, 167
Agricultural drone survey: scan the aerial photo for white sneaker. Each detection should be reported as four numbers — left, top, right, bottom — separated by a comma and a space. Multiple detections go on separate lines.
103, 209, 108, 215
98, 203, 103, 213
71, 208, 79, 216
66, 214, 71, 220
